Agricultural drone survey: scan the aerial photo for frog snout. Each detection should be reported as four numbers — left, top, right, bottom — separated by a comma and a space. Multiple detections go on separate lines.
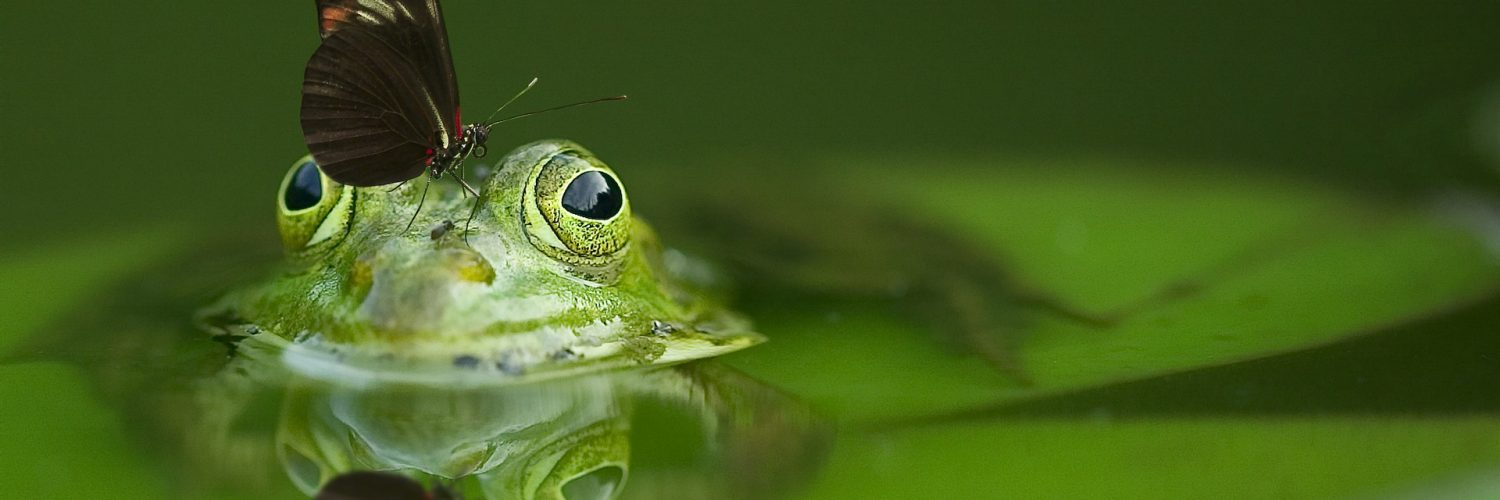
436, 247, 497, 285
351, 247, 495, 288
351, 246, 496, 333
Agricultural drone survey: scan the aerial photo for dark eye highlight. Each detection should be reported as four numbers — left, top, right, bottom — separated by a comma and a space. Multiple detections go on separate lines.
561, 171, 623, 220
284, 161, 323, 211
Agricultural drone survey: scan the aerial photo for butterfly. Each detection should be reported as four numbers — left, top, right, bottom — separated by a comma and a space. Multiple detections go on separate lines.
299, 0, 621, 193
301, 0, 485, 190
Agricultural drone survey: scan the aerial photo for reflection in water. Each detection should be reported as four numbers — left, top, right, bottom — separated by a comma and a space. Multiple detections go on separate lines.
274, 355, 826, 499
280, 366, 631, 497
24, 268, 828, 499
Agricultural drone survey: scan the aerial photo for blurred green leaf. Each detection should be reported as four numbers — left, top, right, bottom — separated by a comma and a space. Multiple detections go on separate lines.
801, 417, 1500, 500
0, 363, 166, 498
726, 158, 1500, 422
0, 227, 185, 355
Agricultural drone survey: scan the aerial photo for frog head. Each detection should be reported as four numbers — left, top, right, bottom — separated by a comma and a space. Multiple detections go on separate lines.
217, 140, 759, 384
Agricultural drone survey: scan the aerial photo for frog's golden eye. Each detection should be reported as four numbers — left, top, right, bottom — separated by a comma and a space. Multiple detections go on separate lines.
523, 150, 632, 268
276, 156, 354, 252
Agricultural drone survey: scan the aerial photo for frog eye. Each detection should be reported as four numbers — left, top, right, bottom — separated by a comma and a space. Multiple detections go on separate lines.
277, 155, 355, 252
523, 149, 632, 267
524, 424, 630, 500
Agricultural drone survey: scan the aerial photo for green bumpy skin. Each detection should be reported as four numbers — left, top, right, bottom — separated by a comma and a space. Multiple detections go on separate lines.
203, 140, 761, 385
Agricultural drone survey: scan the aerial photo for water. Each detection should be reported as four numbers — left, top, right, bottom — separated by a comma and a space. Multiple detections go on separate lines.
4, 1, 1500, 498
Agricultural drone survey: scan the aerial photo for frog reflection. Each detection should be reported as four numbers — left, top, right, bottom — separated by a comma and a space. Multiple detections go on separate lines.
279, 362, 822, 499
27, 316, 822, 499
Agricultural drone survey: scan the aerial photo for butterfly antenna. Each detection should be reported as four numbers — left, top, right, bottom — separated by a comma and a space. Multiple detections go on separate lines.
482, 77, 539, 125
484, 95, 629, 128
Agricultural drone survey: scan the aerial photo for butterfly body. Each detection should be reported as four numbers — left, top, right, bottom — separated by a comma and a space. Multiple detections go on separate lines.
425, 122, 491, 177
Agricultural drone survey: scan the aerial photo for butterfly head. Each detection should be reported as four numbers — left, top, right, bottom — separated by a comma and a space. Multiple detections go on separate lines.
466, 123, 491, 158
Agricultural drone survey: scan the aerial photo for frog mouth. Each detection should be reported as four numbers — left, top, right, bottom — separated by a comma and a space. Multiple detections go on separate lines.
272, 318, 764, 388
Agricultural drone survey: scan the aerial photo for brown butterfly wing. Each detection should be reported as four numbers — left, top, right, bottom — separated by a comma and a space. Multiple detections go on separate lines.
300, 0, 460, 186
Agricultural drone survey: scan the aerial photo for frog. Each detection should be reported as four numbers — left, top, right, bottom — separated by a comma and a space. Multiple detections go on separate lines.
199, 139, 763, 385
12, 139, 823, 498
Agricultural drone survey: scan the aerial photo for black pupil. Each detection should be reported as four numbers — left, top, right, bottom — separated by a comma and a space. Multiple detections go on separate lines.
561, 170, 623, 220
284, 161, 323, 211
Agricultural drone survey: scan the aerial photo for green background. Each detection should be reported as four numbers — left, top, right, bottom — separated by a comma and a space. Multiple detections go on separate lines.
4, 1, 1500, 499
4, 2, 1500, 245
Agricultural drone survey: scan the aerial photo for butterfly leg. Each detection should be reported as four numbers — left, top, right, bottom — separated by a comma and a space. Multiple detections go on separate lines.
462, 186, 489, 244
454, 175, 481, 198
403, 176, 432, 233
